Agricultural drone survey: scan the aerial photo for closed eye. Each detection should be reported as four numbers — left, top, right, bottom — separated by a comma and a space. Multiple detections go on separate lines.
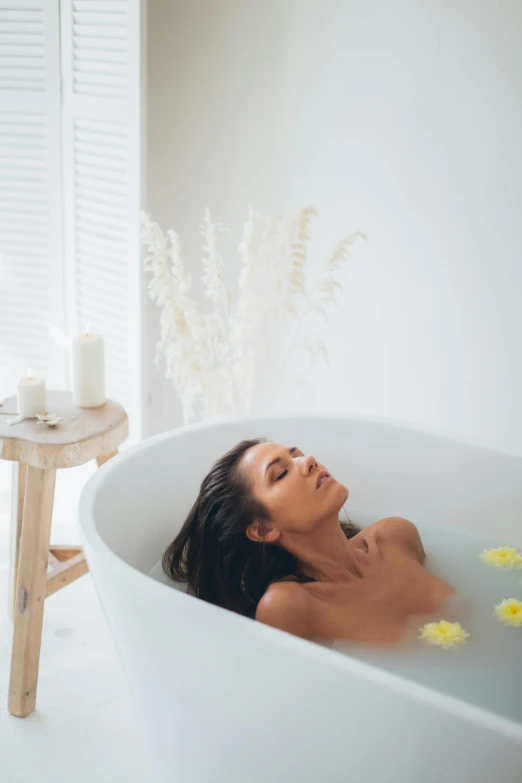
276, 470, 288, 481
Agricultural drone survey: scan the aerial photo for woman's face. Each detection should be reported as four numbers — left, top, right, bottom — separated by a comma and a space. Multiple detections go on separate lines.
241, 441, 349, 540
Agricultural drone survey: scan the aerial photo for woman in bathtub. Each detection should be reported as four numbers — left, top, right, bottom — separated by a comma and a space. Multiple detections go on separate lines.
163, 439, 454, 644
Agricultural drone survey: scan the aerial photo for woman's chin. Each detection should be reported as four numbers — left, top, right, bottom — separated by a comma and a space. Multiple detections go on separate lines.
338, 482, 349, 504
328, 481, 349, 510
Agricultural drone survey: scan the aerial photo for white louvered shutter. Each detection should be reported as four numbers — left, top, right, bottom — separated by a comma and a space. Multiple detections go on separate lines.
0, 0, 66, 398
60, 0, 144, 438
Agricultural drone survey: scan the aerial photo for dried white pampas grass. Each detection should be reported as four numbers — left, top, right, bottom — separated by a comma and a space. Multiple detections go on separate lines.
141, 207, 364, 423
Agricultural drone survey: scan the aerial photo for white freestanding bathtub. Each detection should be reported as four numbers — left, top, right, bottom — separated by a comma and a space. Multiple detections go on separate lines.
79, 415, 522, 783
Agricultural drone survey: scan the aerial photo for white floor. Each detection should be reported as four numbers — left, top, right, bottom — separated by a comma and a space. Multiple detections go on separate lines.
0, 462, 152, 782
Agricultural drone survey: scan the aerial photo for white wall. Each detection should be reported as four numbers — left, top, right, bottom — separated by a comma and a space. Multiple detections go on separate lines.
146, 0, 522, 455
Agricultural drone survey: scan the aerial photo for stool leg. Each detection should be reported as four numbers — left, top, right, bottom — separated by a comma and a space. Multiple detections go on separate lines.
96, 449, 119, 468
9, 466, 56, 718
8, 462, 27, 621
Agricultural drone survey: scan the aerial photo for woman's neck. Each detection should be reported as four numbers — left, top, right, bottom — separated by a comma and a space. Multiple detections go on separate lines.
281, 516, 361, 582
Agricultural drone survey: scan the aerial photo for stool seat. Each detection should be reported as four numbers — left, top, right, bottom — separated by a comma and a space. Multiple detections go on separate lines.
0, 390, 128, 469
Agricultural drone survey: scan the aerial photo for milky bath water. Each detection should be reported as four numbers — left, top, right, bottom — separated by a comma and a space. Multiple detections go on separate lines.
336, 515, 522, 724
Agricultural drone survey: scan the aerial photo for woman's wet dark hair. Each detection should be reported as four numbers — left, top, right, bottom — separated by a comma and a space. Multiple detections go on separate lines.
163, 438, 359, 616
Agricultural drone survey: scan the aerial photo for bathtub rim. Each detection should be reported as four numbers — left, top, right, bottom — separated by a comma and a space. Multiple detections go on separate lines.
78, 411, 522, 742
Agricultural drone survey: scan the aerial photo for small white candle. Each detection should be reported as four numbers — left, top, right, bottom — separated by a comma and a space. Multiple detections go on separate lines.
17, 371, 46, 418
71, 329, 106, 408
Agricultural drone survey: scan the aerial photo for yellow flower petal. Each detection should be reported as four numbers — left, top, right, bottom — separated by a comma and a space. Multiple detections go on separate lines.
478, 547, 522, 569
419, 620, 470, 649
494, 598, 522, 627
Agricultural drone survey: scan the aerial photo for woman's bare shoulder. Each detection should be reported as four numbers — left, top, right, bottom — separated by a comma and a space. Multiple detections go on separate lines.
255, 581, 312, 638
368, 516, 425, 562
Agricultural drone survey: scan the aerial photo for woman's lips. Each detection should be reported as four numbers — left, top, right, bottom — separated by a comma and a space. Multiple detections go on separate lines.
316, 471, 332, 489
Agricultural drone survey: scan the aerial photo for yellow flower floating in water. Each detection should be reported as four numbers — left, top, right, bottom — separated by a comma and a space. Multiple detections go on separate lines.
478, 547, 522, 569
419, 620, 470, 649
494, 598, 522, 627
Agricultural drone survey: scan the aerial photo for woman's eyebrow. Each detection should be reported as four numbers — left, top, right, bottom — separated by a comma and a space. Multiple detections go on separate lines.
265, 447, 298, 475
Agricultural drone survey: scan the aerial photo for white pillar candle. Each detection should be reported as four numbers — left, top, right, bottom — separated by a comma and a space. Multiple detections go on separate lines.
71, 331, 106, 408
17, 372, 46, 418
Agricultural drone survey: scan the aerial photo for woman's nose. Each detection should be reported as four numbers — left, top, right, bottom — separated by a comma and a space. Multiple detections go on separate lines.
303, 455, 317, 475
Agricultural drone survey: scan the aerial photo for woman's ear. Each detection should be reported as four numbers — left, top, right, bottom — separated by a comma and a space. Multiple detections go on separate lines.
246, 520, 280, 544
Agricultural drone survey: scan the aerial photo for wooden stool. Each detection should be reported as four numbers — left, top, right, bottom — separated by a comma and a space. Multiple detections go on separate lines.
0, 390, 128, 718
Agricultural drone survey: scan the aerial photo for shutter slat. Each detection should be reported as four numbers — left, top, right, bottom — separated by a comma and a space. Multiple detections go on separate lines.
1, 300, 55, 315
76, 227, 127, 251
0, 200, 48, 213
73, 12, 127, 26
0, 212, 48, 225
0, 144, 46, 156
0, 331, 54, 344
0, 44, 45, 56
0, 259, 49, 270
0, 158, 48, 170
1, 67, 45, 82
73, 35, 126, 52
0, 21, 44, 33
0, 34, 44, 46
75, 143, 127, 165
3, 264, 50, 275
74, 58, 127, 75
75, 172, 127, 195
1, 241, 50, 253
0, 116, 46, 126
75, 162, 126, 184
0, 79, 45, 91
76, 237, 128, 264
0, 118, 45, 130
76, 193, 128, 219
0, 129, 47, 142
77, 253, 128, 282
73, 24, 127, 39
0, 55, 45, 67
73, 49, 126, 64
0, 10, 44, 23
75, 117, 127, 135
75, 136, 127, 154
0, 140, 46, 150
75, 133, 126, 149
77, 207, 129, 233
77, 285, 131, 314
0, 173, 48, 184
73, 1, 128, 11
74, 70, 127, 88
72, 83, 127, 99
